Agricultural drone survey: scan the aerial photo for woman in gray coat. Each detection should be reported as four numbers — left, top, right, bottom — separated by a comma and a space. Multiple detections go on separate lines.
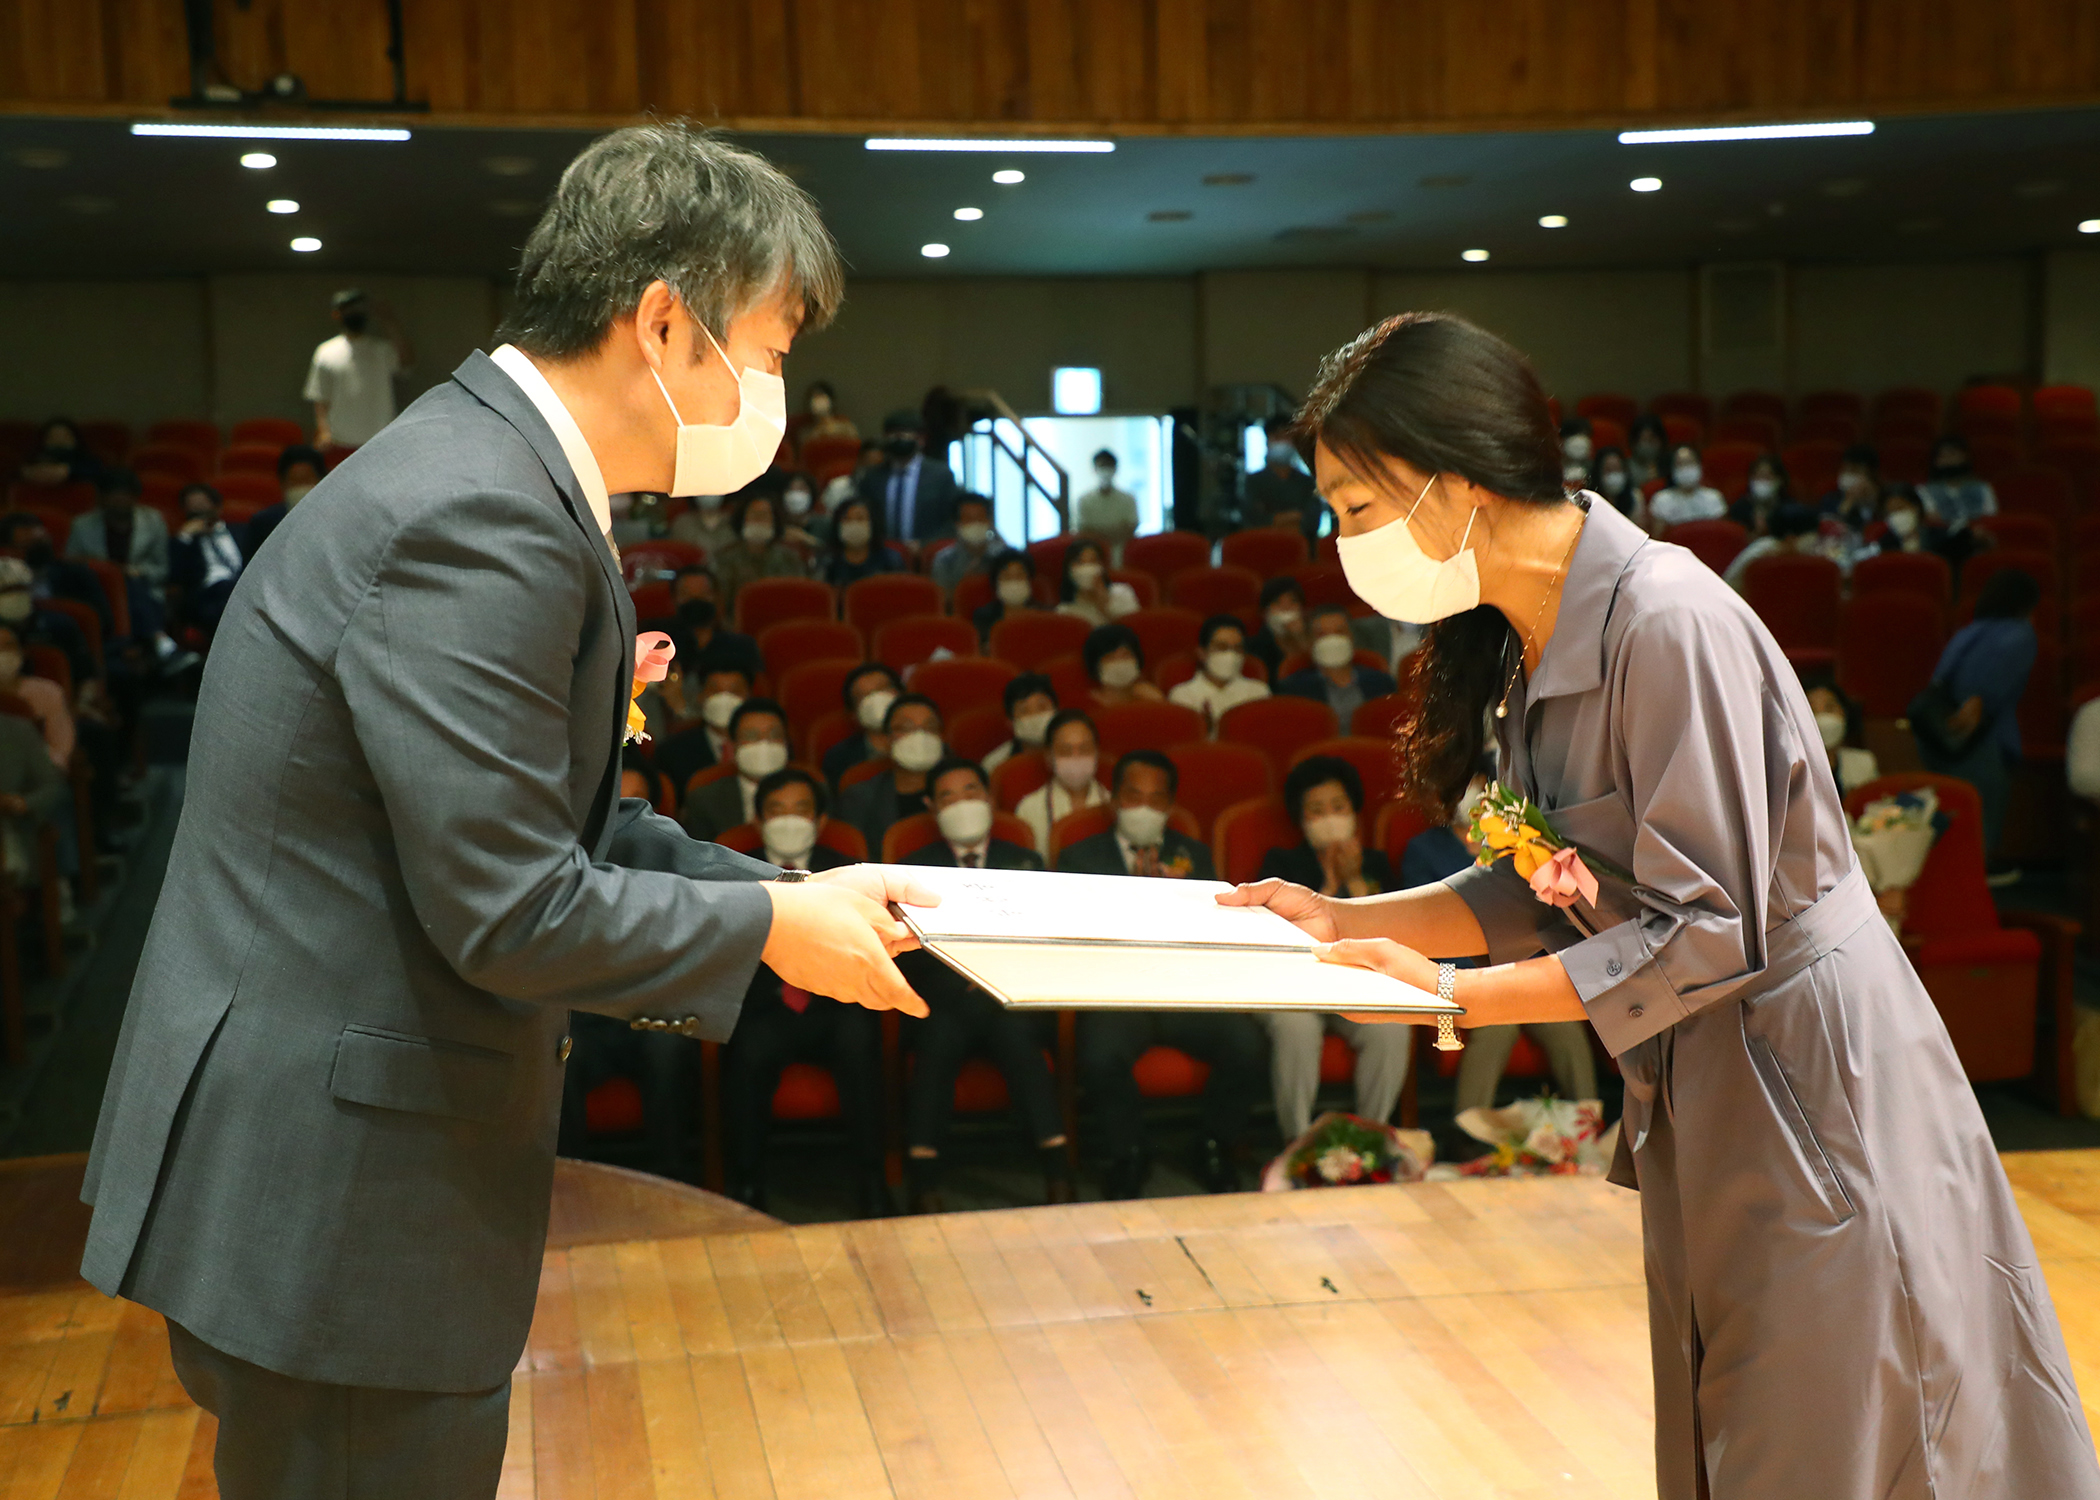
1227, 312, 2100, 1499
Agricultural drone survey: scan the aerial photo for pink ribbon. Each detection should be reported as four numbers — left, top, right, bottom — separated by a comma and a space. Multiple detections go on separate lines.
1528, 846, 1599, 909
634, 631, 676, 685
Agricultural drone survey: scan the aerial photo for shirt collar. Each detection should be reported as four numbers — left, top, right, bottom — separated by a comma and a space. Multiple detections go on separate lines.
1524, 496, 1650, 706
950, 837, 991, 862
487, 343, 612, 538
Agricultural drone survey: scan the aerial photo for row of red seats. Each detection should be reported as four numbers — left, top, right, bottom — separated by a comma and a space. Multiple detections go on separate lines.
1568, 383, 2096, 450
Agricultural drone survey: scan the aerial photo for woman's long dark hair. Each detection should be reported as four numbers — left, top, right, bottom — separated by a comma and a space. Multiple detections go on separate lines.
1294, 312, 1565, 816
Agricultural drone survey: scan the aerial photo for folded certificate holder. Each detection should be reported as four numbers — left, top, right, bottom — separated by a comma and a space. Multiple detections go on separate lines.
884, 864, 1460, 1017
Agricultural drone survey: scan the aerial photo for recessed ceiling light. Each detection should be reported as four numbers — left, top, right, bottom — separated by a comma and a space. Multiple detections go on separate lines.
1461, 248, 1491, 262
1618, 120, 1873, 144
266, 198, 299, 214
1538, 213, 1569, 228
2081, 219, 2100, 234
992, 169, 1025, 185
240, 152, 277, 170
290, 236, 323, 252
1630, 177, 1663, 193
920, 243, 951, 258
132, 122, 410, 142
952, 206, 983, 221
867, 137, 1112, 153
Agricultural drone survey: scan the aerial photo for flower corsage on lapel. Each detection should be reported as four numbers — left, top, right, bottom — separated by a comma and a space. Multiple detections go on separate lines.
1467, 782, 1630, 909
626, 631, 675, 745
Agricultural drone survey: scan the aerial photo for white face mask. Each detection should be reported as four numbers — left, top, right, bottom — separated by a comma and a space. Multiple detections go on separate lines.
1311, 633, 1355, 670
1600, 470, 1628, 496
1098, 656, 1140, 690
1265, 606, 1301, 636
702, 691, 742, 730
735, 739, 788, 780
1013, 709, 1054, 746
1094, 464, 1116, 486
855, 688, 897, 732
807, 391, 833, 417
762, 813, 818, 866
838, 518, 872, 549
1334, 472, 1482, 625
1886, 508, 1920, 539
958, 521, 992, 548
783, 487, 813, 517
1305, 810, 1356, 848
1053, 752, 1098, 791
282, 482, 316, 506
1749, 477, 1778, 502
997, 577, 1034, 608
1814, 710, 1847, 750
1069, 561, 1104, 590
1562, 434, 1593, 461
649, 317, 787, 498
936, 797, 994, 846
1205, 648, 1244, 683
1117, 804, 1169, 848
890, 728, 944, 774
1672, 462, 1702, 489
742, 521, 776, 548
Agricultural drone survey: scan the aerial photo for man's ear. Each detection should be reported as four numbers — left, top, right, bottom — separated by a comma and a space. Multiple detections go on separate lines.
631, 281, 679, 371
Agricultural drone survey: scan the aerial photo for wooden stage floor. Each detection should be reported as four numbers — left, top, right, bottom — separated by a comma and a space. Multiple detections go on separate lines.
8, 1151, 2100, 1498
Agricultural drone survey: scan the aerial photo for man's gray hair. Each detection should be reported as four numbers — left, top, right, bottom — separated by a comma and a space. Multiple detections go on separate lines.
498, 120, 843, 360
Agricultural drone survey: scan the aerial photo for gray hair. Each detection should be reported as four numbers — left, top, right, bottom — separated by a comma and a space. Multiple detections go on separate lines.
498, 120, 843, 360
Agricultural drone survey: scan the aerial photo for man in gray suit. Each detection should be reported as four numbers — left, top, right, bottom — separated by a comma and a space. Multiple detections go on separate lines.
81, 122, 934, 1500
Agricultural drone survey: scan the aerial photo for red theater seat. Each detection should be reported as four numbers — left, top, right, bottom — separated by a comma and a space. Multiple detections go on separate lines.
737, 577, 835, 634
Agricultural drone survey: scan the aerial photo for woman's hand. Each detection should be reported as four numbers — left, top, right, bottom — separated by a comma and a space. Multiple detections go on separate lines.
1318, 937, 1443, 1025
1216, 878, 1338, 943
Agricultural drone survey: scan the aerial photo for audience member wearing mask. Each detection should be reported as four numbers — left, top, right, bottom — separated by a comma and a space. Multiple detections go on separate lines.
774, 470, 823, 552
647, 650, 750, 797
1626, 413, 1669, 488
168, 483, 247, 634
856, 410, 959, 544
1645, 444, 1728, 533
1401, 771, 1599, 1122
1721, 503, 1823, 592
894, 757, 1068, 1211
972, 549, 1042, 645
1055, 537, 1138, 628
0, 624, 74, 771
1083, 622, 1163, 708
929, 491, 1008, 595
718, 767, 889, 1214
1244, 415, 1322, 539
1727, 454, 1794, 537
1856, 487, 1935, 564
821, 662, 902, 786
668, 488, 736, 553
680, 697, 791, 840
244, 445, 328, 555
1801, 674, 1879, 797
0, 552, 96, 717
1063, 752, 1263, 1195
1259, 756, 1410, 1141
662, 575, 763, 678
1015, 708, 1110, 859
981, 673, 1057, 777
1591, 446, 1636, 517
1558, 416, 1595, 492
1915, 567, 2041, 863
788, 379, 857, 457
835, 692, 945, 855
1167, 613, 1270, 731
821, 498, 901, 589
713, 490, 804, 610
1916, 435, 1999, 566
1076, 449, 1141, 561
1820, 444, 1882, 525
67, 469, 187, 670
1278, 604, 1396, 728
304, 288, 411, 450
1247, 577, 1309, 681
16, 418, 104, 489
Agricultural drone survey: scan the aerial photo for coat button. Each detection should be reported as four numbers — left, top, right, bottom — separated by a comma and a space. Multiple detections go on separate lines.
557, 1035, 573, 1064
1627, 1005, 1644, 1019
1606, 959, 1623, 978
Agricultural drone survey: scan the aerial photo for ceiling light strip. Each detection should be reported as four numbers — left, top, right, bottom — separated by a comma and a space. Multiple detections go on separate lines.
1617, 121, 1873, 145
131, 123, 412, 142
866, 137, 1113, 153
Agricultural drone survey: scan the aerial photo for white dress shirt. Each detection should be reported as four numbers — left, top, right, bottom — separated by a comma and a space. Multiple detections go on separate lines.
487, 343, 613, 540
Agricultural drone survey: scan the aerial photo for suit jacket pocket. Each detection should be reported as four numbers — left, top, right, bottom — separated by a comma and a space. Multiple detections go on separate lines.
329, 1024, 514, 1124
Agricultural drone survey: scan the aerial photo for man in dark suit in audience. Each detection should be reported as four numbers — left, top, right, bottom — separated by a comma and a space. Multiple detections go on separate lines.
1057, 750, 1266, 1199
821, 662, 902, 787
895, 757, 1071, 1211
856, 410, 959, 543
1277, 603, 1397, 730
680, 696, 790, 841
833, 692, 944, 858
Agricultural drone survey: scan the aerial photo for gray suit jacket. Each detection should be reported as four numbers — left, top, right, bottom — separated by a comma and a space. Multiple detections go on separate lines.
67, 505, 170, 589
82, 352, 779, 1393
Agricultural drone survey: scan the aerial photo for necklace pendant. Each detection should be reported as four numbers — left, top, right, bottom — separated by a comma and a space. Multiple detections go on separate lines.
1494, 699, 1509, 719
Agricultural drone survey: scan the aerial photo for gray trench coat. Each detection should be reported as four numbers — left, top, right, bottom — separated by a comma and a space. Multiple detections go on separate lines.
1445, 497, 2099, 1498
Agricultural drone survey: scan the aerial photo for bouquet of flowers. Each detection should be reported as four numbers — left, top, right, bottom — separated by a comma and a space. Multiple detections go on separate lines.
1261, 1111, 1435, 1192
1467, 782, 1631, 908
1849, 787, 1944, 933
1425, 1094, 1617, 1179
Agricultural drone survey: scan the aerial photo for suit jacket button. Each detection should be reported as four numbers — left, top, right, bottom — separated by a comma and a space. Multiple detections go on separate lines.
557, 1035, 573, 1064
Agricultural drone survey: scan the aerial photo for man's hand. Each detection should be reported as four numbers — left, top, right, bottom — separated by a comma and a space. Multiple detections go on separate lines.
805, 864, 941, 955
761, 879, 930, 1016
1216, 878, 1338, 942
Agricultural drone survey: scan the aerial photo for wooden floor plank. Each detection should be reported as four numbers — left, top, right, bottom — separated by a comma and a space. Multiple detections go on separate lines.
114, 1409, 199, 1500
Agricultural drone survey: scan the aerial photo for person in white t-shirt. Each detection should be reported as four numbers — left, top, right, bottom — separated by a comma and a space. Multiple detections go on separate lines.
1076, 449, 1141, 561
304, 289, 413, 450
1014, 709, 1111, 859
1167, 613, 1270, 734
1644, 443, 1728, 534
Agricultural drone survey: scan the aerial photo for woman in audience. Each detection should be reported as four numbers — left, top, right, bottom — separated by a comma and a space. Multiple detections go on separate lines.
1626, 413, 1669, 487
1853, 486, 1935, 562
775, 469, 823, 552
1055, 537, 1138, 627
712, 490, 805, 610
1591, 446, 1635, 516
1916, 566, 2041, 863
972, 548, 1041, 644
668, 489, 736, 555
1259, 756, 1410, 1141
1820, 444, 1882, 522
980, 672, 1057, 776
1727, 453, 1793, 536
1247, 576, 1309, 681
1558, 415, 1594, 491
819, 496, 900, 589
1645, 443, 1727, 533
789, 379, 857, 458
1015, 708, 1109, 858
1167, 613, 1270, 732
1083, 622, 1163, 709
16, 418, 103, 488
1801, 673, 1879, 796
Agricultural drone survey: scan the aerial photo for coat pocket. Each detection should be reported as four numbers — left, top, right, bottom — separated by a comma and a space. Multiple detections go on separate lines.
1745, 1033, 1856, 1226
329, 1024, 513, 1124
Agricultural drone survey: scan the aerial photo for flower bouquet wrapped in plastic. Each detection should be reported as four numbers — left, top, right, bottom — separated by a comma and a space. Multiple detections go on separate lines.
1425, 1095, 1618, 1179
1261, 1111, 1436, 1191
1849, 787, 1944, 933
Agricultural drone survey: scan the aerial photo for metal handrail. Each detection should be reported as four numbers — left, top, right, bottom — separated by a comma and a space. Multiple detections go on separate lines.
952, 389, 1069, 546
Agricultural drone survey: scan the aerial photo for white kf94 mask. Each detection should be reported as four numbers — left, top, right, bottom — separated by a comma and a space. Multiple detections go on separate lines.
1334, 471, 1482, 624
649, 316, 788, 498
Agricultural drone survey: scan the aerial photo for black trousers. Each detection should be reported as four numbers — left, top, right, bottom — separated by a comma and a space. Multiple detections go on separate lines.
167, 1319, 510, 1500
901, 952, 1062, 1151
722, 986, 883, 1183
556, 1012, 697, 1182
1079, 1010, 1268, 1157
